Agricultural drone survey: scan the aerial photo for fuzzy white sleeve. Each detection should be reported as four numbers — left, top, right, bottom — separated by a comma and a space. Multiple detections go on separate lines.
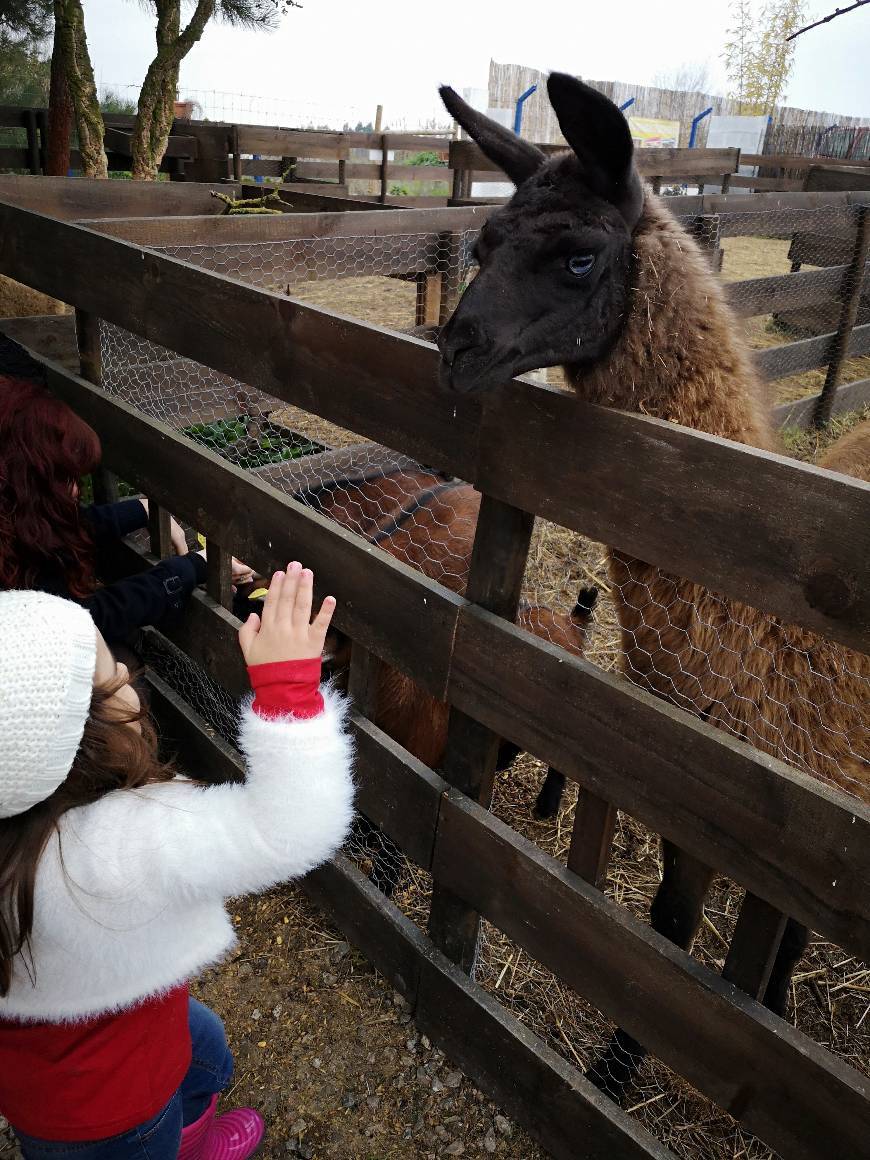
59, 686, 355, 903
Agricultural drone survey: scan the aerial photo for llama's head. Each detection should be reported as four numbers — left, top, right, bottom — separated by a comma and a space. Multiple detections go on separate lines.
438, 73, 643, 394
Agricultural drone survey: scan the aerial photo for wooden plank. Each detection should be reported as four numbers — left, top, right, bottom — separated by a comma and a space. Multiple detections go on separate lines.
350, 716, 445, 870
5, 206, 870, 653
0, 175, 237, 219
39, 362, 462, 697
755, 321, 870, 380
721, 893, 788, 1000
236, 127, 349, 159
0, 314, 79, 372
725, 261, 869, 317
805, 165, 870, 194
304, 854, 671, 1160
815, 206, 870, 426
143, 665, 244, 785
79, 203, 494, 245
148, 501, 173, 558
429, 496, 534, 971
205, 540, 233, 610
743, 153, 870, 172
774, 377, 870, 428
727, 175, 803, 192
432, 790, 870, 1160
567, 791, 619, 889
448, 606, 870, 965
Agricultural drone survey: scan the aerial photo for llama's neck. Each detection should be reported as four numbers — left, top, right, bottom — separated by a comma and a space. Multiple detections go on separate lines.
567, 195, 776, 451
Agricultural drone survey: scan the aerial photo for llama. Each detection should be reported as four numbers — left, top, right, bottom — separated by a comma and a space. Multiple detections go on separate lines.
818, 417, 870, 480
436, 74, 869, 1098
246, 452, 597, 814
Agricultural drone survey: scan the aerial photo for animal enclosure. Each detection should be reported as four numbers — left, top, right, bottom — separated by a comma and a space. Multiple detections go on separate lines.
0, 181, 869, 1160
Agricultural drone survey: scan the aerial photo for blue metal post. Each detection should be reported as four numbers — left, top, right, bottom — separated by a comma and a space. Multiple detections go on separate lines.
689, 106, 714, 148
513, 85, 537, 135
253, 154, 263, 184
619, 97, 635, 112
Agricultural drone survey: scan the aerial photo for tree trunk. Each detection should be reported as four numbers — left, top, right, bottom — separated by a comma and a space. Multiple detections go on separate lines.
53, 0, 107, 179
45, 27, 72, 176
131, 0, 215, 181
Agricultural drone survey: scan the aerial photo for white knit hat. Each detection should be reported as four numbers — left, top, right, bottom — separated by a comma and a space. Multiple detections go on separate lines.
0, 591, 97, 818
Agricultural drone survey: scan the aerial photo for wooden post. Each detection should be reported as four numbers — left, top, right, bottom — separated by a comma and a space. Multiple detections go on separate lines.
231, 126, 242, 181
148, 502, 173, 558
348, 642, 382, 718
415, 272, 443, 328
813, 204, 870, 429
205, 541, 233, 610
25, 108, 41, 174
374, 105, 383, 134
35, 108, 48, 174
721, 170, 732, 194
379, 133, 389, 204
75, 308, 119, 504
428, 496, 535, 973
651, 176, 662, 195
337, 158, 347, 186
722, 892, 788, 1001
567, 791, 618, 890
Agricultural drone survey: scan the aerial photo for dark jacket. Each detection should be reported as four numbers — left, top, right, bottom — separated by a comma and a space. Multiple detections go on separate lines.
43, 499, 207, 645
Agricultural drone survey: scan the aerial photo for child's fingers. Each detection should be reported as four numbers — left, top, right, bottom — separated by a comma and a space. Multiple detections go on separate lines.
292, 568, 314, 629
237, 611, 261, 658
259, 570, 285, 630
311, 595, 336, 640
278, 562, 302, 621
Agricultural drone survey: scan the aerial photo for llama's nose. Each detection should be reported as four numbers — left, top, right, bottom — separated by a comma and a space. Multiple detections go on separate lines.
438, 315, 485, 366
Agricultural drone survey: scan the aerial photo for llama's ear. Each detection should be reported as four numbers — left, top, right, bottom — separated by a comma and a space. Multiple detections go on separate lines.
547, 73, 643, 224
439, 85, 546, 186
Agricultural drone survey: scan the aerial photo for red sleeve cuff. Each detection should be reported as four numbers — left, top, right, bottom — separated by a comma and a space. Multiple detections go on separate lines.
248, 658, 324, 720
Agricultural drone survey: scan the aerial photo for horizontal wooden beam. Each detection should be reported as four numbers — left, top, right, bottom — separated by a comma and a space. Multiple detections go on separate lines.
726, 260, 869, 317
79, 203, 492, 245
755, 321, 870, 380
3, 207, 869, 654
432, 791, 870, 1160
0, 175, 237, 220
449, 605, 870, 965
774, 377, 870, 429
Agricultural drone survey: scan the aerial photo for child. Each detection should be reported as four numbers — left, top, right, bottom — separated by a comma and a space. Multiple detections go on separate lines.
0, 563, 355, 1159
0, 337, 253, 645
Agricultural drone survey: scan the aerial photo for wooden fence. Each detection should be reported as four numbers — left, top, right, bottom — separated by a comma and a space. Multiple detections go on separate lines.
9, 178, 862, 429
1, 186, 870, 1158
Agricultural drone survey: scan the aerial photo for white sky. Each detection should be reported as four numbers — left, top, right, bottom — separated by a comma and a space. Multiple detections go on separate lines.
83, 0, 870, 129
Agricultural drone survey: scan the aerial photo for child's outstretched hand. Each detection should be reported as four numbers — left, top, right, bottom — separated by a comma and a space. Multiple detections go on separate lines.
238, 562, 336, 666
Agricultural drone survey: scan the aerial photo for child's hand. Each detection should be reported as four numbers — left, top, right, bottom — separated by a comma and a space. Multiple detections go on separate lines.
238, 562, 336, 666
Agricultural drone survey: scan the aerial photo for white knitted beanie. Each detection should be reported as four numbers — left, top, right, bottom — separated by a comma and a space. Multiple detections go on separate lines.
0, 591, 97, 818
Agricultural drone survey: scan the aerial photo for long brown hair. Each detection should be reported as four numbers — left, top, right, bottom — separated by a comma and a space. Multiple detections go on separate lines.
0, 377, 101, 598
0, 677, 177, 996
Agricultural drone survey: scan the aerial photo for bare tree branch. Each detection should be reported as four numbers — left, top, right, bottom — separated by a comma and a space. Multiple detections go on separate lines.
786, 0, 869, 40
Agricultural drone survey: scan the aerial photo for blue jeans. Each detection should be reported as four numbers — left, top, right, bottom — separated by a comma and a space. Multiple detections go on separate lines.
14, 999, 233, 1160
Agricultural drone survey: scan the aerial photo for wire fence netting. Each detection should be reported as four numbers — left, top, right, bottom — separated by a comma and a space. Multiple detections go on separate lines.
99, 203, 869, 1160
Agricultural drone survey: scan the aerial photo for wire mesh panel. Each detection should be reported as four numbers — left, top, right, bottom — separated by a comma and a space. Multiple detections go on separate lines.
95, 204, 870, 1160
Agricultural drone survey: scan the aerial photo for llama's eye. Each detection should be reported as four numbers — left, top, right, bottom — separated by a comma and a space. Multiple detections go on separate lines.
566, 253, 595, 278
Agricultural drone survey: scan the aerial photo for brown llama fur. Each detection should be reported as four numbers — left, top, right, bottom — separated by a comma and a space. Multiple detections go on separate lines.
818, 418, 870, 482
570, 195, 869, 802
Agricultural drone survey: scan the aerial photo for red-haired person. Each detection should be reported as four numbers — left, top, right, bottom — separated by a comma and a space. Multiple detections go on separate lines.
0, 337, 250, 644
0, 565, 353, 1159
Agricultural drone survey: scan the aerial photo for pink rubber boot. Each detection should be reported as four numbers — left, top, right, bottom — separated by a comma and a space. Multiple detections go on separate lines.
205, 1105, 265, 1160
177, 1095, 218, 1160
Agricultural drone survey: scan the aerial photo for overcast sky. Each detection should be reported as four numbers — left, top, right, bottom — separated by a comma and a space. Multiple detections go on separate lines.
82, 0, 869, 129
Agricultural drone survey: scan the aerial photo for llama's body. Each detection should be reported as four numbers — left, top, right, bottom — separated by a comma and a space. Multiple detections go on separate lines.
575, 198, 869, 801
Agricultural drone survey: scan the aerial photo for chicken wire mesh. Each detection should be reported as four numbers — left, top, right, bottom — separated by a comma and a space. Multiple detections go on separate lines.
96, 202, 869, 1159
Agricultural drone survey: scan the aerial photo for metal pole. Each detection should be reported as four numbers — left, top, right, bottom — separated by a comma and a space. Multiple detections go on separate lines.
513, 85, 537, 135
689, 107, 713, 148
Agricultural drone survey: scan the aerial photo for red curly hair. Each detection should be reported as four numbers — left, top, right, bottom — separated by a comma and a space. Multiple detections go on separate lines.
0, 376, 101, 598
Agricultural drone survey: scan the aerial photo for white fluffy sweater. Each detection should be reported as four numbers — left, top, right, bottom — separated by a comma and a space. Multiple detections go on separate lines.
0, 689, 355, 1022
